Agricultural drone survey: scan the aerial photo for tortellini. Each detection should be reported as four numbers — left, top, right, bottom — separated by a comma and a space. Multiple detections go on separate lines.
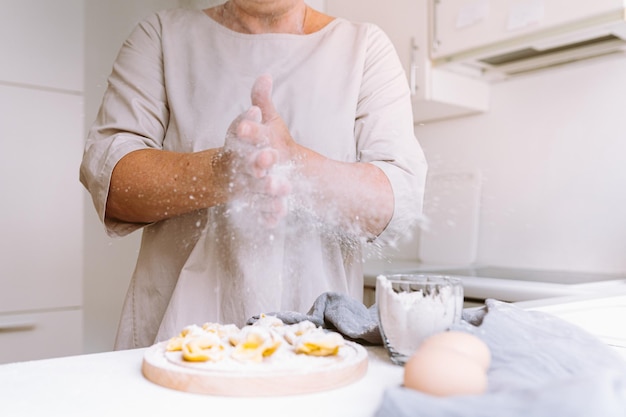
165, 315, 345, 363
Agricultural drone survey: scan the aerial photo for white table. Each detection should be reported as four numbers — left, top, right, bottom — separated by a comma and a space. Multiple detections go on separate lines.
0, 345, 403, 417
516, 293, 626, 360
3, 294, 624, 417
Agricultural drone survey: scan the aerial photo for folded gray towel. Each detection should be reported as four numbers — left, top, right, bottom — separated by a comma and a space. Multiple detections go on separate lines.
376, 298, 626, 417
247, 292, 382, 344
250, 292, 626, 416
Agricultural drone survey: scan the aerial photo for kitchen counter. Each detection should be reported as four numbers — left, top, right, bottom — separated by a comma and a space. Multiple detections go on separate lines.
2, 294, 624, 416
515, 293, 626, 359
0, 345, 403, 417
363, 260, 626, 303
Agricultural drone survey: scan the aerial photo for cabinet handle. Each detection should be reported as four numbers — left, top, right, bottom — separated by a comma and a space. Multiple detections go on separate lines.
0, 321, 37, 332
410, 38, 419, 95
432, 0, 441, 53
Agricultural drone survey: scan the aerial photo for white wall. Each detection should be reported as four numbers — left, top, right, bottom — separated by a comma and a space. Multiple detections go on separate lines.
415, 56, 626, 274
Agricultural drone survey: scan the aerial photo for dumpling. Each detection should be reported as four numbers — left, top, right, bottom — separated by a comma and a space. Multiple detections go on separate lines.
181, 333, 226, 362
230, 326, 282, 363
294, 330, 345, 357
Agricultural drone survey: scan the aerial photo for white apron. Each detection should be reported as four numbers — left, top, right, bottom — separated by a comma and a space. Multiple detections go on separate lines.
156, 200, 293, 340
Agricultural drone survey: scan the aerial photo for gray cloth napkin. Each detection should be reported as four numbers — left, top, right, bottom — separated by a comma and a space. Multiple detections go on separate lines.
250, 292, 626, 416
247, 291, 382, 344
376, 298, 626, 417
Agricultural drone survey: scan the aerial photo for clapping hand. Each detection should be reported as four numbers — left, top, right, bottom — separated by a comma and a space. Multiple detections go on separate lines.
222, 75, 295, 228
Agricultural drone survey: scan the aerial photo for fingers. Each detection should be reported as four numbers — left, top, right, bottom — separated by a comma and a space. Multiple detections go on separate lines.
246, 148, 277, 178
226, 106, 261, 137
235, 106, 267, 146
244, 105, 262, 123
262, 174, 292, 197
222, 74, 293, 228
259, 205, 287, 229
246, 174, 291, 198
235, 174, 291, 229
225, 106, 264, 154
253, 175, 291, 228
251, 74, 278, 123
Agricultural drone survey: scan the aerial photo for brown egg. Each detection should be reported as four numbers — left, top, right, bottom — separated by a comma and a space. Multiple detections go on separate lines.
403, 346, 488, 396
418, 331, 491, 371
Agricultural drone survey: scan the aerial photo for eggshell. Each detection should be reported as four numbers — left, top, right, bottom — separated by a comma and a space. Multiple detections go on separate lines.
403, 347, 488, 396
418, 331, 491, 371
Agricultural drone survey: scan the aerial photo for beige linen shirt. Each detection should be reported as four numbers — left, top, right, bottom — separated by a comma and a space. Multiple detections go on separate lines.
80, 8, 427, 349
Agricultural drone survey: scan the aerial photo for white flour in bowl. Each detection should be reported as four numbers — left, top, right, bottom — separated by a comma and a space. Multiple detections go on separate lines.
376, 275, 462, 361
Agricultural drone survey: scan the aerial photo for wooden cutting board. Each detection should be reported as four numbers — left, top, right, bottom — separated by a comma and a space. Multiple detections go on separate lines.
142, 340, 368, 396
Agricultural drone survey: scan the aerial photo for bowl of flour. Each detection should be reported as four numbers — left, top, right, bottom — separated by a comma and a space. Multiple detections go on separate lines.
376, 274, 463, 365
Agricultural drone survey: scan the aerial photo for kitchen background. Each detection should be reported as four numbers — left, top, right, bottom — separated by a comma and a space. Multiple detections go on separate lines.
1, 0, 625, 362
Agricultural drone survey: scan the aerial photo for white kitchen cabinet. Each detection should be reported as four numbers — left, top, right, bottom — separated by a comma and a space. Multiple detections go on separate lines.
0, 84, 84, 363
430, 0, 626, 81
0, 0, 84, 92
432, 0, 626, 59
0, 310, 82, 364
0, 85, 83, 314
326, 0, 488, 122
0, 0, 84, 363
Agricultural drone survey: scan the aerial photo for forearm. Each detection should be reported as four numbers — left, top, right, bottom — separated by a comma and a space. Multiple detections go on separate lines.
294, 147, 394, 239
106, 148, 229, 224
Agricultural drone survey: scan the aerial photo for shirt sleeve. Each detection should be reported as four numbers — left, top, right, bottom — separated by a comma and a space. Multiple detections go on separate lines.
355, 24, 428, 245
79, 13, 169, 237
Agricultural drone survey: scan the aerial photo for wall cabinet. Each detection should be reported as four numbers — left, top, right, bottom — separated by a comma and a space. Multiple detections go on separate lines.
432, 0, 626, 59
430, 0, 626, 81
326, 0, 489, 123
0, 0, 84, 91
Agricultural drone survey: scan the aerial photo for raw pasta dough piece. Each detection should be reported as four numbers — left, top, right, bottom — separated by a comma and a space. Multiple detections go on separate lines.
182, 333, 226, 362
230, 326, 283, 363
295, 330, 345, 357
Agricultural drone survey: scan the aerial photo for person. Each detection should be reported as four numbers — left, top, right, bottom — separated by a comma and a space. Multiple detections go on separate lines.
80, 0, 428, 350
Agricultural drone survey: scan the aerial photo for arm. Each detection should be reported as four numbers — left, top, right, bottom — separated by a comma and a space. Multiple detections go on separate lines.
106, 76, 391, 235
105, 106, 285, 225
245, 75, 394, 238
82, 16, 424, 240
80, 14, 288, 235
296, 150, 394, 238
105, 148, 223, 225
296, 150, 395, 239
104, 25, 424, 239
236, 24, 428, 242
107, 74, 390, 239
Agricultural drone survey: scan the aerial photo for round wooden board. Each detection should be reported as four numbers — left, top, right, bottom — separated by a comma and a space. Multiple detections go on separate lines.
142, 340, 368, 396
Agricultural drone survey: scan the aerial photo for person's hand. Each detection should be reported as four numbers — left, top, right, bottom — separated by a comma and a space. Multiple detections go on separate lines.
220, 77, 293, 228
249, 74, 302, 164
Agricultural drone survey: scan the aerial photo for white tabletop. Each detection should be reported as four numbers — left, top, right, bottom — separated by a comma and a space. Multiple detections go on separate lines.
0, 345, 403, 417
4, 294, 623, 417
